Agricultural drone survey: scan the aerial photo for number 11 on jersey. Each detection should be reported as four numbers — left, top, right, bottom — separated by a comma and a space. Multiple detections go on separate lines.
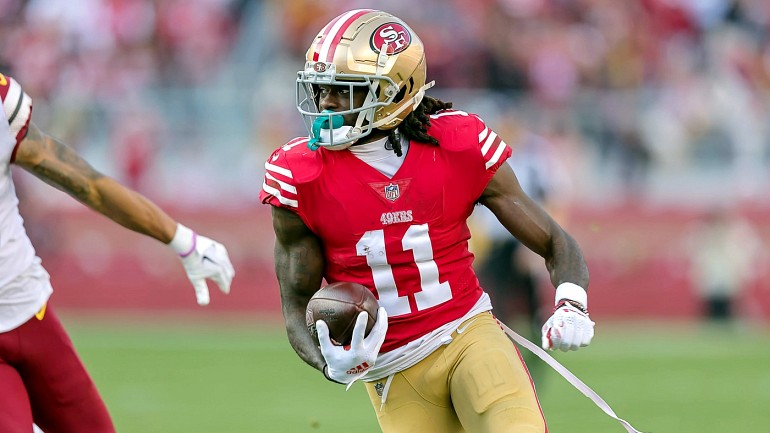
356, 224, 452, 318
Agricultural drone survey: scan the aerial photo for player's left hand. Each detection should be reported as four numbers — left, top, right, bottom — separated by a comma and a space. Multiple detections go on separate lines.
169, 223, 235, 306
541, 283, 595, 351
541, 302, 594, 351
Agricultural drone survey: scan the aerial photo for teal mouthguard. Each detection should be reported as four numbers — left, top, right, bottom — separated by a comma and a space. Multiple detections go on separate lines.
308, 110, 344, 150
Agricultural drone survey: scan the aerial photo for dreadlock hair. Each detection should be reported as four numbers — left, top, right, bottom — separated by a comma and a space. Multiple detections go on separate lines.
387, 96, 452, 157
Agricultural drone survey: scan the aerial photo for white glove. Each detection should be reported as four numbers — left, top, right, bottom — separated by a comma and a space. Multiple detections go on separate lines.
541, 283, 595, 352
317, 307, 388, 386
169, 223, 235, 306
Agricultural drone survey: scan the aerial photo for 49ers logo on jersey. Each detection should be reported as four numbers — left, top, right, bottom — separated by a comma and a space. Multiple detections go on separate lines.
370, 22, 411, 54
381, 210, 413, 226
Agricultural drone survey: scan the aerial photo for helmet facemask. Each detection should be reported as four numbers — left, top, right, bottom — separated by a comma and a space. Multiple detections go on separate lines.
296, 61, 399, 150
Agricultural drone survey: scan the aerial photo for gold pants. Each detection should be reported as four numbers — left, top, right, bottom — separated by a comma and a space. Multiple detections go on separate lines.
365, 312, 546, 433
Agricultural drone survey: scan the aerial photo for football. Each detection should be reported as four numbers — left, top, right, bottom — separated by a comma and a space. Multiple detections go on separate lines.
306, 282, 379, 346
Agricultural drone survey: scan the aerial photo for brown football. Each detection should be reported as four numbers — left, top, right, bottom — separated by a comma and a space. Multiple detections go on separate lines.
306, 282, 379, 346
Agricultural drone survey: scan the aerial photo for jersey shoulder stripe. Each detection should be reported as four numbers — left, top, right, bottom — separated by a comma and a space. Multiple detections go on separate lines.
0, 74, 32, 149
428, 110, 511, 171
429, 109, 470, 119
477, 125, 508, 169
0, 74, 32, 146
260, 137, 316, 209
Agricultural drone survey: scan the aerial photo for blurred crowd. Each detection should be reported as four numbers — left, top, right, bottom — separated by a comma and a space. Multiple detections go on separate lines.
0, 0, 243, 103
0, 0, 769, 208
0, 0, 250, 206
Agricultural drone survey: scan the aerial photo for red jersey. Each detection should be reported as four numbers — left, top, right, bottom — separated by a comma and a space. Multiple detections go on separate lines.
261, 110, 512, 352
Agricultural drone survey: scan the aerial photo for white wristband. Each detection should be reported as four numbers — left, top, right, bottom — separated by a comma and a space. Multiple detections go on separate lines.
168, 223, 196, 257
554, 282, 588, 309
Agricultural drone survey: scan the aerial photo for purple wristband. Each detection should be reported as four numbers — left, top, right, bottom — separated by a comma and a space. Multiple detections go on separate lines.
178, 232, 197, 258
168, 223, 197, 257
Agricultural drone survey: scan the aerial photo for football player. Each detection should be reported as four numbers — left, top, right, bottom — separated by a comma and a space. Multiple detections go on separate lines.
0, 73, 234, 433
261, 9, 593, 433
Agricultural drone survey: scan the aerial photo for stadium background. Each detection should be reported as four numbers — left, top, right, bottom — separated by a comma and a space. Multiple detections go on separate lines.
2, 0, 769, 432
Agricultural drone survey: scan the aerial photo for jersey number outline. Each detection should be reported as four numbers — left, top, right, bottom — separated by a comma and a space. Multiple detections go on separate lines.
356, 223, 452, 317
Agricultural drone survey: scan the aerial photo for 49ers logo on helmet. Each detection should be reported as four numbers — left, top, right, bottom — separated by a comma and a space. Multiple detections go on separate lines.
370, 22, 411, 55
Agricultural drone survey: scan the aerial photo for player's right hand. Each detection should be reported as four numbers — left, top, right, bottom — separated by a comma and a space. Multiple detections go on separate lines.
169, 223, 235, 306
318, 307, 388, 386
180, 235, 234, 306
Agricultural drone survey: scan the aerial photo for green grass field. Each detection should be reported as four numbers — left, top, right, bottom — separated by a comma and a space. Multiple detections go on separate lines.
62, 314, 770, 433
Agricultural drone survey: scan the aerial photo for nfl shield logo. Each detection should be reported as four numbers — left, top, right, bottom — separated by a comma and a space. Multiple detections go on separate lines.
384, 183, 400, 201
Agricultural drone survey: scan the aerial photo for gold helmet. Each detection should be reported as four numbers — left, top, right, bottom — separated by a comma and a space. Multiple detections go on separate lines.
296, 9, 434, 150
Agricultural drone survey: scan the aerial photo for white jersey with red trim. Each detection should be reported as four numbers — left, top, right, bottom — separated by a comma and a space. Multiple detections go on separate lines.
0, 73, 51, 333
261, 110, 512, 355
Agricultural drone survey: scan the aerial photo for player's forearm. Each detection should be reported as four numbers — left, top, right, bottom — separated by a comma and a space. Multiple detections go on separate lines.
89, 176, 177, 243
275, 247, 326, 371
16, 124, 177, 243
272, 207, 327, 371
282, 300, 326, 371
277, 250, 325, 370
545, 230, 589, 289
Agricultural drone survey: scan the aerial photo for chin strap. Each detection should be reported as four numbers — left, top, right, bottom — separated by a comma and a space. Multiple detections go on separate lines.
317, 125, 354, 149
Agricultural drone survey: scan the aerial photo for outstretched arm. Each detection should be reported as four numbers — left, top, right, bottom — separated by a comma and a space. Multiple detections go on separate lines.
271, 206, 326, 371
479, 163, 593, 351
13, 121, 234, 305
479, 162, 588, 289
14, 121, 178, 242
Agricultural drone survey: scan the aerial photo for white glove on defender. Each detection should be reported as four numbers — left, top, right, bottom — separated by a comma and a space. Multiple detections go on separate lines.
317, 307, 388, 386
169, 223, 235, 306
542, 282, 595, 352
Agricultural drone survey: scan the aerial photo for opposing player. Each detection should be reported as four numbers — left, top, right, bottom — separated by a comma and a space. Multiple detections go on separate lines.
261, 9, 593, 432
0, 73, 234, 433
